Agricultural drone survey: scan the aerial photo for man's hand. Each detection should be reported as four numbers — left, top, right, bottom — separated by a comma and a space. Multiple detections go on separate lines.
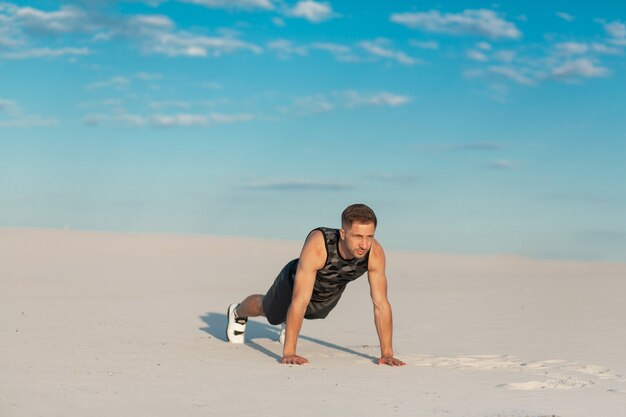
377, 356, 406, 367
281, 355, 309, 365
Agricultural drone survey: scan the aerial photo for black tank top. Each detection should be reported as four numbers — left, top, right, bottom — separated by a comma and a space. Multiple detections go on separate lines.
303, 227, 370, 319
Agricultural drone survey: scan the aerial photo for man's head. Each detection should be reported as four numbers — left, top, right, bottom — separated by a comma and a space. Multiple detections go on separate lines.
341, 203, 377, 230
339, 204, 377, 259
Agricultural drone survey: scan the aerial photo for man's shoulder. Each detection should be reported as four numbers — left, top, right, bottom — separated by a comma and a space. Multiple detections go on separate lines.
367, 239, 386, 270
371, 238, 385, 255
301, 229, 327, 265
314, 226, 338, 236
300, 229, 327, 270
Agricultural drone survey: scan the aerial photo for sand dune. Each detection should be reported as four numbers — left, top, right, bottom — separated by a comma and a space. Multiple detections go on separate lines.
1, 228, 625, 417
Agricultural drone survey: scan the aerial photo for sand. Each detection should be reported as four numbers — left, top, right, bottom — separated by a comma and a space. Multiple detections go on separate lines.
1, 228, 625, 417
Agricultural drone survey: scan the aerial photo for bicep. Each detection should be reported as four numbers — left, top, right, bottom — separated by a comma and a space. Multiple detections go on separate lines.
368, 241, 389, 305
292, 231, 325, 303
292, 262, 316, 303
368, 269, 389, 305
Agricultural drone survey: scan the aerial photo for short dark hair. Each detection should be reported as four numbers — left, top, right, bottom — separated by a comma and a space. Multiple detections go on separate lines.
341, 204, 377, 228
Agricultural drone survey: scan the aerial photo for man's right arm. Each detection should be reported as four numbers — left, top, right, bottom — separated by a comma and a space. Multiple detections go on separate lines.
281, 230, 326, 365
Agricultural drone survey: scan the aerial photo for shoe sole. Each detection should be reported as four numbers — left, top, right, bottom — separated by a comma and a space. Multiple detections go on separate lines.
225, 304, 230, 342
226, 303, 244, 343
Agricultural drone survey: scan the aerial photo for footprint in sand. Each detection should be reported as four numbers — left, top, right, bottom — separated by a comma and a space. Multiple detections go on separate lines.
395, 353, 625, 392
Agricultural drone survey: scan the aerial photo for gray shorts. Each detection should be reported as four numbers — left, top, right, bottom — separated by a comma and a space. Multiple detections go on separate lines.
262, 259, 340, 325
262, 259, 297, 325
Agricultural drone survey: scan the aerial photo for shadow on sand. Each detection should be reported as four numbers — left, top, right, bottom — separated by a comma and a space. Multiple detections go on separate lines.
199, 312, 377, 364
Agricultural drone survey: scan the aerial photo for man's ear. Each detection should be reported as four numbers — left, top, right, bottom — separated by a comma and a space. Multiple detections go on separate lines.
339, 228, 345, 240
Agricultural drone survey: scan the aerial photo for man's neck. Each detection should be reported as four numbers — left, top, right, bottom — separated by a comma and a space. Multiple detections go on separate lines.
337, 239, 354, 260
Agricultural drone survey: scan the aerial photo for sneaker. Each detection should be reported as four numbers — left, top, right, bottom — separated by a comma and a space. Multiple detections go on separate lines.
278, 322, 286, 345
226, 303, 247, 344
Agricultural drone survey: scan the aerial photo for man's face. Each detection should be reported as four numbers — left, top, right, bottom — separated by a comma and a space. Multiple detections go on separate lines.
340, 221, 376, 259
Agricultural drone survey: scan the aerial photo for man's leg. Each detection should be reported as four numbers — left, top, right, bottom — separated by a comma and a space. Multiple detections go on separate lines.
227, 295, 263, 344
227, 260, 296, 343
235, 294, 265, 318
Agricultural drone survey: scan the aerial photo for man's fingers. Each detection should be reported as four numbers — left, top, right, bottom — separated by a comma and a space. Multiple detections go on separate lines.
280, 355, 309, 365
378, 357, 406, 366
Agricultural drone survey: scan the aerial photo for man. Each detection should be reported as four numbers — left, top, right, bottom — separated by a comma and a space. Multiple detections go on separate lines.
226, 203, 405, 367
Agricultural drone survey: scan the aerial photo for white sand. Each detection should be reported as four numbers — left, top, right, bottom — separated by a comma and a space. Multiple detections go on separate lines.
1, 228, 625, 417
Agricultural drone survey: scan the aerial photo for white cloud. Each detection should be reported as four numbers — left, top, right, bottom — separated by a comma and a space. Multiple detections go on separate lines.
0, 97, 56, 128
0, 46, 89, 59
457, 142, 506, 151
552, 59, 609, 80
179, 0, 275, 10
486, 83, 510, 103
149, 100, 191, 110
494, 50, 516, 62
246, 40, 356, 63
590, 43, 622, 55
0, 11, 21, 48
84, 110, 253, 127
272, 17, 286, 27
311, 42, 358, 62
83, 112, 144, 127
86, 76, 131, 90
243, 179, 354, 191
201, 82, 223, 90
555, 42, 589, 55
136, 72, 163, 81
90, 13, 174, 42
287, 1, 336, 23
488, 66, 534, 85
556, 12, 575, 22
292, 94, 335, 114
370, 93, 410, 107
367, 173, 418, 183
476, 42, 492, 50
419, 142, 506, 152
257, 40, 359, 62
310, 42, 348, 54
149, 113, 210, 127
360, 38, 419, 65
132, 14, 175, 31
267, 39, 308, 58
390, 9, 522, 40
0, 32, 19, 48
2, 5, 262, 60
409, 40, 439, 50
0, 115, 57, 128
343, 91, 410, 107
206, 112, 254, 124
78, 99, 124, 109
13, 5, 98, 35
488, 159, 516, 170
467, 49, 488, 62
554, 42, 621, 56
603, 20, 626, 39
155, 33, 257, 56
290, 90, 410, 115
0, 98, 19, 115
141, 30, 262, 57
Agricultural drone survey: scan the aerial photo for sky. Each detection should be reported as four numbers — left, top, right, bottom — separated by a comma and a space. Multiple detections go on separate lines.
1, 0, 625, 262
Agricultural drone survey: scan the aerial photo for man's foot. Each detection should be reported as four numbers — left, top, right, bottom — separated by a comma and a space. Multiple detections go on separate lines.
278, 322, 286, 345
226, 303, 247, 344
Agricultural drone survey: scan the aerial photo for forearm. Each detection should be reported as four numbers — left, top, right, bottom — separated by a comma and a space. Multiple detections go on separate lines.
283, 300, 307, 356
373, 301, 394, 357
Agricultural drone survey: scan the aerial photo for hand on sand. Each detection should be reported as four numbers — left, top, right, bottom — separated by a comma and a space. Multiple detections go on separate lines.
377, 356, 406, 367
281, 355, 309, 365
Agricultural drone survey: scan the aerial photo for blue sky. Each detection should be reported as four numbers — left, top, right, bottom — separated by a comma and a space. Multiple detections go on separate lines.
1, 1, 625, 262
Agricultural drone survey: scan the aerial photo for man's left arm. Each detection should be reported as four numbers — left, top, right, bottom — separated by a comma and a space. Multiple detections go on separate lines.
367, 241, 406, 366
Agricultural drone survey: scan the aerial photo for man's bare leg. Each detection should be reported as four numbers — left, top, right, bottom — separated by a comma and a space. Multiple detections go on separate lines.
235, 294, 265, 318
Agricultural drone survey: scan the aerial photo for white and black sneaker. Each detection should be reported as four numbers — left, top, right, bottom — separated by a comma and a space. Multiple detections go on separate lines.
226, 303, 247, 344
278, 322, 286, 345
